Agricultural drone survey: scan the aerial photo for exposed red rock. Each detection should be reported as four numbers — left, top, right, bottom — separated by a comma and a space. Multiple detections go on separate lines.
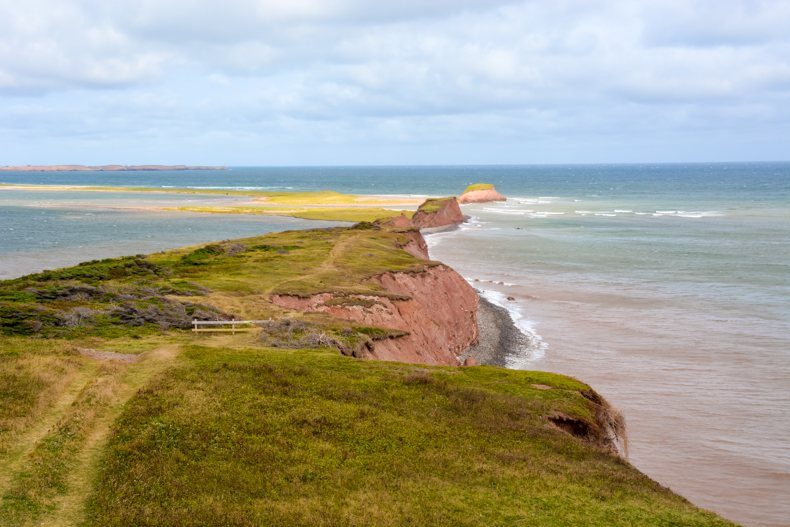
398, 229, 430, 260
271, 264, 479, 366
458, 187, 507, 204
411, 197, 465, 229
379, 213, 414, 229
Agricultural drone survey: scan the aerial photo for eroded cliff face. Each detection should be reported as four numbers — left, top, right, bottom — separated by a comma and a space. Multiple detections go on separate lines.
548, 388, 628, 456
458, 188, 507, 204
271, 264, 479, 366
411, 198, 465, 229
397, 229, 430, 259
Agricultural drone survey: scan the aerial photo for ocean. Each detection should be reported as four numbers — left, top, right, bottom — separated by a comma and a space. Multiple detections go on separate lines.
2, 164, 789, 526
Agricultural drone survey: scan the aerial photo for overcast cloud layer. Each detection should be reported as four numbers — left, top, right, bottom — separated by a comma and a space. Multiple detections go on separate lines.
1, 0, 789, 165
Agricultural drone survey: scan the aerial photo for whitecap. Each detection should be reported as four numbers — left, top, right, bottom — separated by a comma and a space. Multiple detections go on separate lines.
482, 209, 531, 215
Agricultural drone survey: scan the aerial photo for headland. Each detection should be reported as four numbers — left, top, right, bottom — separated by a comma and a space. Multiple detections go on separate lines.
0, 187, 738, 525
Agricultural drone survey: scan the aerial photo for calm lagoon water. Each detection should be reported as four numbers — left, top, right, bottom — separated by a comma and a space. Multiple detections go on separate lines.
2, 163, 789, 526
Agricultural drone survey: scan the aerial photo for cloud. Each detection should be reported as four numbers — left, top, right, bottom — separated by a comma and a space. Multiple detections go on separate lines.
0, 0, 789, 163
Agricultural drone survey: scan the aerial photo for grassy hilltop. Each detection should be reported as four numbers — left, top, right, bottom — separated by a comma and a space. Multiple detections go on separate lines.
0, 222, 736, 526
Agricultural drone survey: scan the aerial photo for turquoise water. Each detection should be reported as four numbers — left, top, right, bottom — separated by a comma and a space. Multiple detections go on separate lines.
0, 203, 340, 279
2, 163, 789, 526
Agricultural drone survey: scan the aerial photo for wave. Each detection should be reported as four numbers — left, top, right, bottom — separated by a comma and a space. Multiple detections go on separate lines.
508, 197, 558, 205
652, 210, 722, 218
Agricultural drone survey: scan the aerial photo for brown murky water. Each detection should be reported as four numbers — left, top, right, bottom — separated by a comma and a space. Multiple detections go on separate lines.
428, 203, 790, 527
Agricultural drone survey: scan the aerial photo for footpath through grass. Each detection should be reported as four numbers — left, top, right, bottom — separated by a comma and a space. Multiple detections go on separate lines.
0, 338, 181, 527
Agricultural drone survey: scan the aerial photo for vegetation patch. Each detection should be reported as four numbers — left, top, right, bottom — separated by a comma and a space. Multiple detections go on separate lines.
323, 296, 383, 308
463, 182, 495, 193
0, 222, 736, 526
285, 208, 412, 223
82, 346, 735, 527
416, 197, 455, 214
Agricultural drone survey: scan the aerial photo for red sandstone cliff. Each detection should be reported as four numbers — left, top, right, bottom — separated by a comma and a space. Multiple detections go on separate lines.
272, 264, 478, 365
270, 227, 477, 365
411, 197, 465, 229
398, 229, 430, 259
459, 187, 507, 204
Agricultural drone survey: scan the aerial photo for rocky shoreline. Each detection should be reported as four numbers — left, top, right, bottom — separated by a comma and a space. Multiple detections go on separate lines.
463, 295, 529, 367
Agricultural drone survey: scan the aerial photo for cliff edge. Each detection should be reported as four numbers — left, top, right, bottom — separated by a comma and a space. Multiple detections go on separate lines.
411, 197, 465, 229
272, 262, 479, 366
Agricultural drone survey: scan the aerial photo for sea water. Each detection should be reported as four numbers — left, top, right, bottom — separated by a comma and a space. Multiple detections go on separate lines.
1, 164, 788, 526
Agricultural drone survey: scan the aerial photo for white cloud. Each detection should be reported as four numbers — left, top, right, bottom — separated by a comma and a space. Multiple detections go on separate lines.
0, 0, 788, 163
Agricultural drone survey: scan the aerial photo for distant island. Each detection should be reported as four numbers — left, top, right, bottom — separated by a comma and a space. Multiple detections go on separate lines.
0, 164, 226, 172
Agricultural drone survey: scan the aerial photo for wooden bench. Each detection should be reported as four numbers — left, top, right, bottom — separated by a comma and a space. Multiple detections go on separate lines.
191, 320, 270, 334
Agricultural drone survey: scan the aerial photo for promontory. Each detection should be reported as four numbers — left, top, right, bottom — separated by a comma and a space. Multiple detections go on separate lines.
0, 197, 736, 526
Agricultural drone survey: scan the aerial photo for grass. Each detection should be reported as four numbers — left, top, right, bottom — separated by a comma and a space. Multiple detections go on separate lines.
415, 197, 456, 214
1, 183, 420, 223
81, 345, 734, 527
171, 206, 411, 223
0, 223, 738, 526
284, 208, 411, 223
0, 338, 181, 526
0, 226, 428, 338
463, 183, 495, 193
0, 183, 417, 207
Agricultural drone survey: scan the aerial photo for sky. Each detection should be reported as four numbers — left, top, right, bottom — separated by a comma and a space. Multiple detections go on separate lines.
1, 0, 789, 165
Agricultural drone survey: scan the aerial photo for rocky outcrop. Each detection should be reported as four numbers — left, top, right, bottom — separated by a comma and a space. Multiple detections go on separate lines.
411, 197, 465, 229
271, 264, 479, 366
459, 184, 506, 204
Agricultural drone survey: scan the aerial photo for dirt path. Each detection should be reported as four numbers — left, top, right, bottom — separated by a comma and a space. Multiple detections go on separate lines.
0, 345, 181, 527
0, 363, 99, 497
267, 232, 361, 296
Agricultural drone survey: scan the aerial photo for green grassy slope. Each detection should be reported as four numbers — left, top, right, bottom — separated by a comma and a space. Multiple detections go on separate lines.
0, 224, 737, 526
0, 226, 429, 338
81, 345, 733, 527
